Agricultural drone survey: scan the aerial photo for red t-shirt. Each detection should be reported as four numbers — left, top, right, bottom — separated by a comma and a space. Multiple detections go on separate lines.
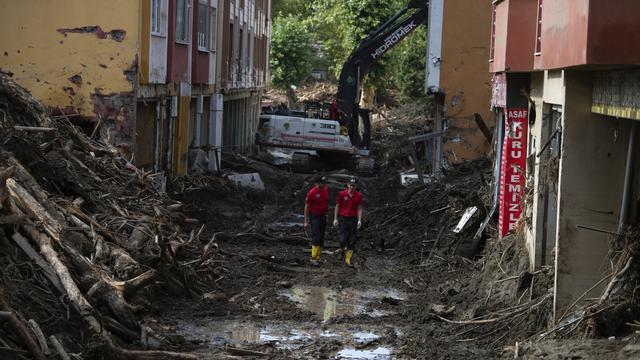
336, 189, 363, 217
330, 101, 338, 120
306, 185, 329, 215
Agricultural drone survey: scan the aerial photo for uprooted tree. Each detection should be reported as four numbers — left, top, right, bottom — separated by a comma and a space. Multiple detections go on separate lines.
0, 72, 227, 359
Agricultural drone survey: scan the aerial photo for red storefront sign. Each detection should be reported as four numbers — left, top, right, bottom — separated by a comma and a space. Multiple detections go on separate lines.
498, 108, 528, 238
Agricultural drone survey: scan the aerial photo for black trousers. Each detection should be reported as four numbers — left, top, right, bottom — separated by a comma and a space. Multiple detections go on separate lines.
338, 216, 358, 251
309, 213, 326, 246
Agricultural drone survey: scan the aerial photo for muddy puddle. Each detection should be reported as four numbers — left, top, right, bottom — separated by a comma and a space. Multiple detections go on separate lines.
160, 286, 404, 358
280, 286, 407, 322
170, 319, 397, 359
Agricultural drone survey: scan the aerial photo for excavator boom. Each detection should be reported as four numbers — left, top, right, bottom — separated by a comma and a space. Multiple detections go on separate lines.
256, 1, 429, 173
336, 0, 429, 148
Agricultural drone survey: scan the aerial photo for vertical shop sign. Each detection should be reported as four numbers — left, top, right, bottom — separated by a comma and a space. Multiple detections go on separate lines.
498, 108, 528, 238
491, 73, 507, 109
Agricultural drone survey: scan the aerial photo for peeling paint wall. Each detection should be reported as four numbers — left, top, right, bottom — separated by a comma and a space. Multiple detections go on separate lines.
0, 0, 141, 151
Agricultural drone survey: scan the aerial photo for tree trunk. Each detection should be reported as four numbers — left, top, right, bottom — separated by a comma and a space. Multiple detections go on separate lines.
6, 177, 144, 334
359, 83, 375, 110
0, 294, 47, 360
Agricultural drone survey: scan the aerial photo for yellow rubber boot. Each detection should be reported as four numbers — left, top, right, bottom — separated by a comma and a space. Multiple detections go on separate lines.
316, 246, 322, 260
345, 250, 354, 267
311, 245, 320, 260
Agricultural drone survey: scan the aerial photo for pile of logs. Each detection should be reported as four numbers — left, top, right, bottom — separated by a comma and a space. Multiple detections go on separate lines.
0, 73, 223, 358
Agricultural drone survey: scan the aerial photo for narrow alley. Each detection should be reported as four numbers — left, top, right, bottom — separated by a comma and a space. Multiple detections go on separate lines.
2, 1, 640, 359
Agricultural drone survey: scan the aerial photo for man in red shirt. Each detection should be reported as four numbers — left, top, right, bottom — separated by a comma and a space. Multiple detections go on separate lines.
304, 176, 329, 265
333, 178, 363, 267
329, 99, 338, 120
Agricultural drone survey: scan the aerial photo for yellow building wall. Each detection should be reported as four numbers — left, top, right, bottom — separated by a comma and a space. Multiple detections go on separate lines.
0, 0, 141, 152
440, 0, 494, 163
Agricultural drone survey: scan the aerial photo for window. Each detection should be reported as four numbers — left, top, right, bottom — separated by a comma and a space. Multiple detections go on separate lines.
490, 4, 496, 61
229, 23, 234, 74
210, 5, 217, 51
535, 0, 543, 54
151, 0, 161, 34
239, 29, 244, 77
176, 0, 190, 43
151, 0, 167, 36
197, 0, 208, 50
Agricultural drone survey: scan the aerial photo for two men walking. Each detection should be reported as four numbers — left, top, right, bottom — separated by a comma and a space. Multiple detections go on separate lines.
304, 176, 363, 267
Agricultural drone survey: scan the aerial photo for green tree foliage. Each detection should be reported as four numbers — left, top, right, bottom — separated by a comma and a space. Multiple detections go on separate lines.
394, 25, 427, 100
272, 0, 311, 18
270, 0, 429, 102
309, 0, 403, 90
269, 15, 314, 89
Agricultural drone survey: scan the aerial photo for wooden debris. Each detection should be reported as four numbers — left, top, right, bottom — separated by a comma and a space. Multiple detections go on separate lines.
0, 72, 235, 358
49, 335, 71, 360
12, 126, 56, 132
11, 233, 65, 294
224, 345, 270, 357
0, 296, 46, 360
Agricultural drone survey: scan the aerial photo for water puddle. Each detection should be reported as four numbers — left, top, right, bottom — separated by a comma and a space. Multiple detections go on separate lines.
173, 320, 308, 349
169, 319, 396, 358
280, 286, 406, 321
161, 286, 404, 358
338, 347, 392, 359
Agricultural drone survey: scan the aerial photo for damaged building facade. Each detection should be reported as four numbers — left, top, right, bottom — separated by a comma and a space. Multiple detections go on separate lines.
490, 0, 640, 320
425, 0, 494, 169
0, 0, 271, 176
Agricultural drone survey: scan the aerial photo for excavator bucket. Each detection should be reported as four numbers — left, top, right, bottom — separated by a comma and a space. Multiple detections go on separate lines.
349, 108, 372, 150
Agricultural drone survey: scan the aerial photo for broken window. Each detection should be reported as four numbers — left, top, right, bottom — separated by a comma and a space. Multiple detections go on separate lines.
210, 5, 217, 51
176, 0, 190, 43
197, 0, 208, 51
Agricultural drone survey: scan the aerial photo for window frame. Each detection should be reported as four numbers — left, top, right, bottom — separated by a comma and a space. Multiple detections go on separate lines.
151, 0, 161, 35
209, 4, 218, 52
175, 0, 191, 44
151, 0, 168, 37
197, 0, 209, 51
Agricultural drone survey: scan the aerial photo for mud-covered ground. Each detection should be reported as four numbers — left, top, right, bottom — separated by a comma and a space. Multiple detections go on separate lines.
4, 74, 640, 359
134, 151, 640, 359
127, 155, 530, 359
